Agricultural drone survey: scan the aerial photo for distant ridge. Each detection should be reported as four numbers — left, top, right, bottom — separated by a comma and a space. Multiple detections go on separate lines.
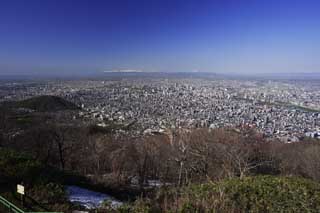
226, 72, 320, 80
1, 95, 80, 112
100, 71, 219, 79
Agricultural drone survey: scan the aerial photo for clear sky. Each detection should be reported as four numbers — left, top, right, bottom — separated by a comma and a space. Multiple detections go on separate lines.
0, 0, 320, 75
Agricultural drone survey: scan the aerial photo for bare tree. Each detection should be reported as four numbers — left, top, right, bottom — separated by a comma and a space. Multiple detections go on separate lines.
51, 125, 75, 170
216, 128, 271, 179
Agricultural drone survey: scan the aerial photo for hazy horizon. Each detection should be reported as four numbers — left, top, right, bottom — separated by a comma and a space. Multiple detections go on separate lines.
1, 0, 320, 75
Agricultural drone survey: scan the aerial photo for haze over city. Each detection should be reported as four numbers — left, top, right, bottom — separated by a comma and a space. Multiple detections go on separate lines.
1, 0, 320, 76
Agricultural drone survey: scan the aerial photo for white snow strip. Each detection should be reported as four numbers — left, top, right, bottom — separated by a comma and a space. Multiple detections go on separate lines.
66, 185, 122, 209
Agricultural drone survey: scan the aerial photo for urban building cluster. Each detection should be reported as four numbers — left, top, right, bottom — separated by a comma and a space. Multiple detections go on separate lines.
1, 78, 319, 142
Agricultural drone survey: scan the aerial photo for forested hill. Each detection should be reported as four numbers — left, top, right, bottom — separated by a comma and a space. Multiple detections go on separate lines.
0, 95, 80, 112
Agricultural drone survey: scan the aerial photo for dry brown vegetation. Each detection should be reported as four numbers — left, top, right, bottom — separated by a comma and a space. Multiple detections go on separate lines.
5, 124, 320, 191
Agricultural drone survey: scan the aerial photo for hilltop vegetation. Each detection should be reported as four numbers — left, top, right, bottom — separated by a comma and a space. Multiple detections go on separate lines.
3, 145, 320, 212
123, 176, 320, 213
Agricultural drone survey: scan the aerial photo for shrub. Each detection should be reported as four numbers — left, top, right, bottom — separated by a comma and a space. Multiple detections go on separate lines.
0, 148, 72, 211
0, 148, 43, 183
129, 176, 320, 213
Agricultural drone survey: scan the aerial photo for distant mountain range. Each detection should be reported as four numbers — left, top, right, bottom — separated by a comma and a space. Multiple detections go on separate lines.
99, 71, 220, 79
226, 72, 320, 80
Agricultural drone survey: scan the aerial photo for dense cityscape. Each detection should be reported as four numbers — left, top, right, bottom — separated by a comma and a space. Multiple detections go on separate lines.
1, 77, 319, 142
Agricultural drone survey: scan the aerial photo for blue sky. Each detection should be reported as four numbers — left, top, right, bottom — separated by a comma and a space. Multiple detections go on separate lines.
0, 0, 319, 75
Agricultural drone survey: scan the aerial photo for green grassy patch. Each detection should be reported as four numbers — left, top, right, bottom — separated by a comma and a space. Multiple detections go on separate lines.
129, 176, 320, 212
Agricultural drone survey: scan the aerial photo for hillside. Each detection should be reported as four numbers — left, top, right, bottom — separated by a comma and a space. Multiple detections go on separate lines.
0, 148, 74, 212
1, 95, 79, 112
123, 176, 320, 212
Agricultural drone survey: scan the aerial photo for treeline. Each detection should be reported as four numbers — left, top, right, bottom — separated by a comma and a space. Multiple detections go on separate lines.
5, 124, 320, 189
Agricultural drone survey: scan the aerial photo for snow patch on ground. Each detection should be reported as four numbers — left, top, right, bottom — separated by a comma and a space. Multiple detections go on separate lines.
66, 185, 122, 209
130, 177, 171, 188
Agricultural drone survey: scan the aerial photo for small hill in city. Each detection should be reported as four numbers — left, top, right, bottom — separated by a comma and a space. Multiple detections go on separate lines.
1, 95, 80, 112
